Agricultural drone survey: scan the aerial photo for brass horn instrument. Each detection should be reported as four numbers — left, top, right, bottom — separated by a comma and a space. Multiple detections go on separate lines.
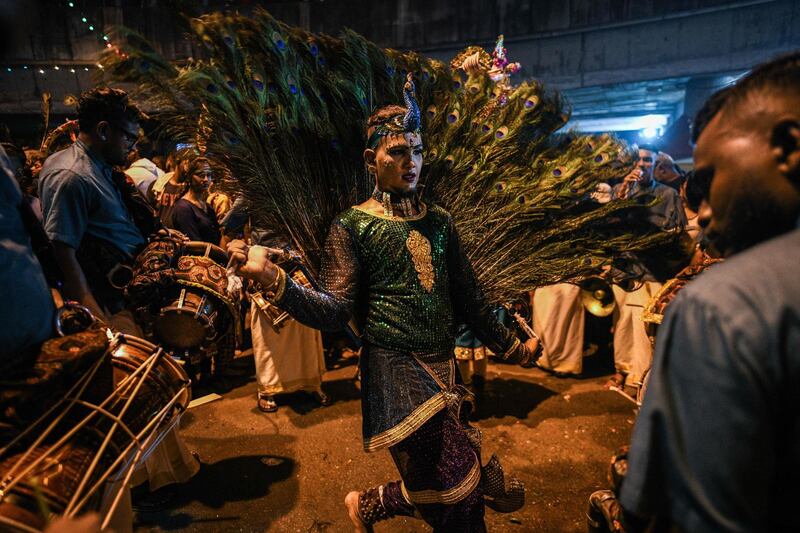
578, 277, 616, 317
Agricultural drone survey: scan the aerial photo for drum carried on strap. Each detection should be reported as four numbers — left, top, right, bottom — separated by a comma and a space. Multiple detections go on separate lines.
127, 236, 241, 375
0, 310, 190, 532
641, 253, 722, 342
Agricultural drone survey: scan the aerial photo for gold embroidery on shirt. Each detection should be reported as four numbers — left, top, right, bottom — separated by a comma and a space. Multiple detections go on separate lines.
406, 230, 435, 292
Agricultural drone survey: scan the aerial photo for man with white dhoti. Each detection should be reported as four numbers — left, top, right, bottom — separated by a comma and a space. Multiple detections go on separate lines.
530, 283, 585, 375
251, 302, 329, 412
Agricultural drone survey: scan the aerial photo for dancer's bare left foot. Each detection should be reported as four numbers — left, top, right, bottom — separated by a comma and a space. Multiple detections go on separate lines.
344, 491, 372, 533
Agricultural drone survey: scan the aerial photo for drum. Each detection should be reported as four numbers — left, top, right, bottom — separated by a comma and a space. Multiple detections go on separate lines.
0, 331, 190, 532
642, 254, 722, 343
129, 238, 240, 351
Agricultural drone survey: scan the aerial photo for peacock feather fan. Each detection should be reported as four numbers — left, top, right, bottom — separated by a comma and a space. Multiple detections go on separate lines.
102, 8, 682, 303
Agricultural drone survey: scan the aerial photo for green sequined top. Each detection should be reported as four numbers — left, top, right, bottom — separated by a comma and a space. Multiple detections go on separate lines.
342, 203, 454, 352
276, 202, 518, 356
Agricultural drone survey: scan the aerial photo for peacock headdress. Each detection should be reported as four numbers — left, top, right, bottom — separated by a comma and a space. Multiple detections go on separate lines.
366, 73, 422, 149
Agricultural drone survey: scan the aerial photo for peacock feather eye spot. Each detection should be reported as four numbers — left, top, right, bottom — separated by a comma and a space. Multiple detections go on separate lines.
309, 43, 319, 56
268, 82, 278, 93
570, 188, 578, 194
495, 126, 509, 139
207, 83, 219, 94
386, 65, 395, 77
524, 97, 538, 109
517, 195, 527, 204
222, 131, 240, 145
399, 69, 407, 78
495, 181, 507, 192
223, 35, 234, 47
583, 257, 592, 265
553, 168, 562, 177
481, 124, 491, 133
318, 56, 326, 66
469, 85, 479, 94
426, 105, 437, 119
447, 112, 459, 124
594, 154, 604, 163
272, 32, 286, 51
445, 155, 455, 167
361, 96, 368, 105
453, 80, 462, 89
252, 75, 265, 91
422, 70, 430, 80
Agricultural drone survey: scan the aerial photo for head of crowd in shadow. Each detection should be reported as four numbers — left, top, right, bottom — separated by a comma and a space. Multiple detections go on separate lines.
692, 52, 800, 257
76, 88, 144, 167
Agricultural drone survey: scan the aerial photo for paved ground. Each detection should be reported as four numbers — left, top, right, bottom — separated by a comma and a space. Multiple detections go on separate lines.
133, 352, 636, 533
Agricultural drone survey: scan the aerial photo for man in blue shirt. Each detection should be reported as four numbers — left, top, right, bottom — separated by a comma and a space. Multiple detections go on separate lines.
619, 52, 800, 532
39, 88, 146, 324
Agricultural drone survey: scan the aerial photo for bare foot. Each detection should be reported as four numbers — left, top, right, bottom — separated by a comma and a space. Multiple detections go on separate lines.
344, 491, 371, 533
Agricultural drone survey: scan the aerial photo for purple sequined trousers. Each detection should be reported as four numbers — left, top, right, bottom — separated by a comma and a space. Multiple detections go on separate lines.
384, 410, 486, 532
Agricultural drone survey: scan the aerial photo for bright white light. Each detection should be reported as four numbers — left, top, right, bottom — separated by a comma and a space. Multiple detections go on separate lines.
641, 127, 658, 138
571, 114, 670, 133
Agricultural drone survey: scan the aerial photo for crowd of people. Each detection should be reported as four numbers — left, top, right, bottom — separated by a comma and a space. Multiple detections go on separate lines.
0, 49, 798, 532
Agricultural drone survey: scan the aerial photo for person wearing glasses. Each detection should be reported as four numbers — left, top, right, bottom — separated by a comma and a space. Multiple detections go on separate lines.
38, 87, 156, 326
38, 87, 199, 513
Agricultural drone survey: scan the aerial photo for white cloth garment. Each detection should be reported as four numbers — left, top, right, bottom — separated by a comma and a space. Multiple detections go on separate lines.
612, 281, 662, 386
532, 283, 585, 375
251, 301, 325, 395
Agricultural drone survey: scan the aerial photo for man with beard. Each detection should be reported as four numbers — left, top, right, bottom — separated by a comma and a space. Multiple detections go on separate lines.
38, 87, 198, 511
619, 52, 800, 531
39, 88, 148, 326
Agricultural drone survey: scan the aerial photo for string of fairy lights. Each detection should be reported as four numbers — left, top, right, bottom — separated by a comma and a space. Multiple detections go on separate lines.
3, 1, 128, 75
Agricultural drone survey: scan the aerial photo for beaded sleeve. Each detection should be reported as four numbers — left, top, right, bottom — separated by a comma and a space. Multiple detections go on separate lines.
274, 221, 360, 331
446, 215, 523, 359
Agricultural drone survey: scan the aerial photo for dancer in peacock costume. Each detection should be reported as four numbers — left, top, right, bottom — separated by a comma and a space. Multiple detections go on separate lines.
100, 10, 684, 532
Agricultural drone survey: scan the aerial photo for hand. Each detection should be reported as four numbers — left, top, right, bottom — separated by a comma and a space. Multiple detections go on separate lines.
623, 168, 642, 183
226, 240, 279, 287
524, 337, 539, 356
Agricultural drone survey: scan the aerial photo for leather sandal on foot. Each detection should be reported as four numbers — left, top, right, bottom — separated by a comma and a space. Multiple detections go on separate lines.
605, 373, 625, 390
312, 390, 332, 406
257, 394, 278, 412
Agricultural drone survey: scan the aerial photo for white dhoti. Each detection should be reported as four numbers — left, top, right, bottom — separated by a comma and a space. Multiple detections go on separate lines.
532, 283, 585, 375
612, 281, 662, 386
130, 424, 200, 491
251, 302, 325, 395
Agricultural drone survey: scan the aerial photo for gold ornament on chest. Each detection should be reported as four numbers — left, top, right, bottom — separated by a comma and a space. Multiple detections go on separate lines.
405, 230, 435, 292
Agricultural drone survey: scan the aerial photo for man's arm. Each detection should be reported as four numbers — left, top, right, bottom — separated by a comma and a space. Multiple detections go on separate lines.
231, 221, 360, 332
52, 241, 107, 321
446, 216, 532, 363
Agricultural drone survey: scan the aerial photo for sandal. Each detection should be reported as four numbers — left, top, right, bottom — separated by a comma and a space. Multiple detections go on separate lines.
257, 394, 278, 412
605, 372, 625, 390
312, 389, 332, 406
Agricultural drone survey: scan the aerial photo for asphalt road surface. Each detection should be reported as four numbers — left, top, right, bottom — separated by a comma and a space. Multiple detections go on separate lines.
134, 352, 636, 533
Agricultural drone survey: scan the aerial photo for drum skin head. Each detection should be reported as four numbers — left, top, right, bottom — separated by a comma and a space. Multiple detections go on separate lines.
154, 308, 209, 349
